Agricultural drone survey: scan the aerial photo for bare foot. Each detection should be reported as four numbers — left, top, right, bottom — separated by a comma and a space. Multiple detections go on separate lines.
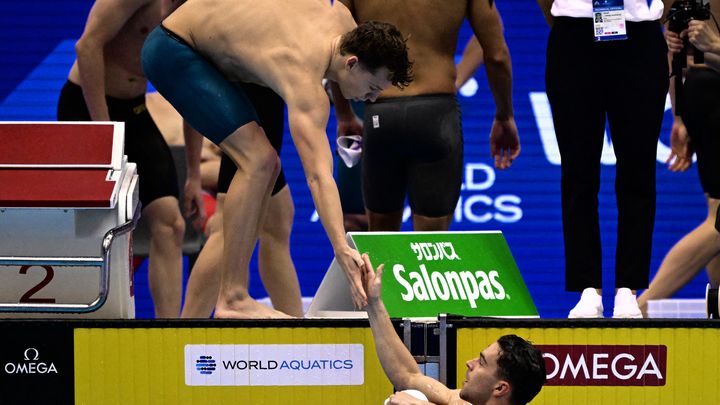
214, 297, 293, 319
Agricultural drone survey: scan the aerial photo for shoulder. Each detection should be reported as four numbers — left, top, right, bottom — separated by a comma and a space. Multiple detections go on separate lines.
85, 0, 155, 24
282, 81, 330, 114
91, 0, 154, 13
336, 0, 355, 16
332, 1, 358, 32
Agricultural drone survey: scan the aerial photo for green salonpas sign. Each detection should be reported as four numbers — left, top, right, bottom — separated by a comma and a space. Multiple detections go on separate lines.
350, 232, 538, 318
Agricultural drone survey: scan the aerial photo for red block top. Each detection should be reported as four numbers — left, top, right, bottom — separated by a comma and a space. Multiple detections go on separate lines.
0, 123, 116, 166
0, 169, 117, 208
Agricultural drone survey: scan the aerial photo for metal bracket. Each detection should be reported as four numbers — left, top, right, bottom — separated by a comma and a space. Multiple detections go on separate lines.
0, 203, 140, 313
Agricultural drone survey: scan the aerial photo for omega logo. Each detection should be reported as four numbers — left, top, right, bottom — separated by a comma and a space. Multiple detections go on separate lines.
4, 347, 58, 374
24, 348, 39, 361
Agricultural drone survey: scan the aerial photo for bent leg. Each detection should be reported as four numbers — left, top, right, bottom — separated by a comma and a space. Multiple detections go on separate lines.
706, 254, 720, 289
180, 195, 225, 318
213, 122, 288, 318
143, 196, 185, 318
638, 197, 720, 315
258, 186, 303, 317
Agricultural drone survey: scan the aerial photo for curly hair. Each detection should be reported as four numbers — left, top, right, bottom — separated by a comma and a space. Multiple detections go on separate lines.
496, 335, 547, 405
339, 21, 414, 89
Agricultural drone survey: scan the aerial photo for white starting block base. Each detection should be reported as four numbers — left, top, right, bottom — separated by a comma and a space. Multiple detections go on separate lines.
647, 299, 706, 319
305, 257, 368, 319
0, 207, 136, 318
0, 122, 138, 318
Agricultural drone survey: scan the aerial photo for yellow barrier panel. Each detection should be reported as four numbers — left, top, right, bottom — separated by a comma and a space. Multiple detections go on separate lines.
456, 326, 720, 405
74, 326, 392, 405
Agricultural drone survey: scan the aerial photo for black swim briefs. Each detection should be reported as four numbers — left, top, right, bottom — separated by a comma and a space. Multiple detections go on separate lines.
217, 83, 287, 196
362, 94, 463, 217
57, 80, 179, 208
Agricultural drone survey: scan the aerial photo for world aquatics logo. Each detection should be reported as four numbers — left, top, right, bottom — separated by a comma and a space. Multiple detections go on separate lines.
195, 355, 216, 375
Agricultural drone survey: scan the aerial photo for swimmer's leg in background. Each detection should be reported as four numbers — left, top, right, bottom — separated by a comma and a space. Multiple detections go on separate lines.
638, 196, 720, 316
258, 185, 303, 317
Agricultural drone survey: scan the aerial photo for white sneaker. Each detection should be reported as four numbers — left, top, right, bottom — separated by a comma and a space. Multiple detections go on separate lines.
569, 288, 604, 318
613, 288, 643, 319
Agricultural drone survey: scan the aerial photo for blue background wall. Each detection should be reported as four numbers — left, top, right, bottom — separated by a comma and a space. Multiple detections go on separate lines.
0, 0, 709, 318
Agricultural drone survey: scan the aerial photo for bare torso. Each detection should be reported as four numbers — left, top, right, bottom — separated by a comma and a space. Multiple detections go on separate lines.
342, 0, 468, 97
69, 0, 163, 98
162, 0, 356, 100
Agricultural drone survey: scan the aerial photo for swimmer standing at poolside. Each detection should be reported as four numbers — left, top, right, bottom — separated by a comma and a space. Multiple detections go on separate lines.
141, 0, 413, 317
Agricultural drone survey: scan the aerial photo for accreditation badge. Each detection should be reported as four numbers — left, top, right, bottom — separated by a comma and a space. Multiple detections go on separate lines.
592, 0, 627, 41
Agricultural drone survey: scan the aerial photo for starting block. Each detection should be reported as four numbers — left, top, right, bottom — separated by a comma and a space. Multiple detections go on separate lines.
0, 122, 139, 318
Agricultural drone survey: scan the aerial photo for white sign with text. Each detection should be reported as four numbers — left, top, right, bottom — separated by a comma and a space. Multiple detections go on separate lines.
185, 344, 364, 386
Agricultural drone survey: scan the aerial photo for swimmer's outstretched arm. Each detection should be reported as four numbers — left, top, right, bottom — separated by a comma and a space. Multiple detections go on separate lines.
362, 254, 454, 404
285, 83, 367, 309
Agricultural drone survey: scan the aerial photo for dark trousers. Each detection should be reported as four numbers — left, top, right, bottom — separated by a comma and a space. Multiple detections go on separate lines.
545, 17, 669, 291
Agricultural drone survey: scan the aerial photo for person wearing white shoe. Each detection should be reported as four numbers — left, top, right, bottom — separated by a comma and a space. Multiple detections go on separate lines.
569, 287, 643, 318
568, 288, 604, 318
536, 0, 674, 320
613, 287, 643, 319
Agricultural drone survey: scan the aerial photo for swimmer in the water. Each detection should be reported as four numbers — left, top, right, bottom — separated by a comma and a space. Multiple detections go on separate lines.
361, 254, 546, 405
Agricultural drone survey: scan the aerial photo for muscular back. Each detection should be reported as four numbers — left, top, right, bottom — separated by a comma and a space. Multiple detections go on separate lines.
163, 0, 356, 98
341, 0, 468, 97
